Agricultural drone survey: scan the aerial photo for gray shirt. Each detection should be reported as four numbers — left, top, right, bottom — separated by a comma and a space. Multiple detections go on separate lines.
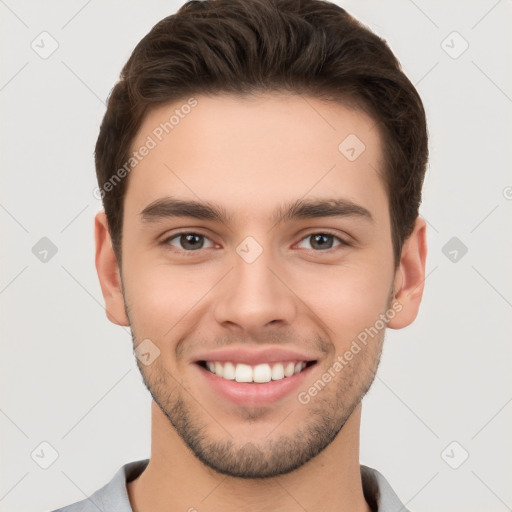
49, 459, 411, 512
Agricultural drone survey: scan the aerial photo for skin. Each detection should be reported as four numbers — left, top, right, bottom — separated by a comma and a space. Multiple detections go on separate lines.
95, 92, 427, 512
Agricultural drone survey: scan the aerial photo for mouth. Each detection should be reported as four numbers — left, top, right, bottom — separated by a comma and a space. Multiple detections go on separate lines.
193, 358, 318, 406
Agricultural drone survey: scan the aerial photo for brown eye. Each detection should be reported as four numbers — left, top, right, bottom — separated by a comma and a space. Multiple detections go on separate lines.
297, 233, 347, 251
164, 232, 214, 251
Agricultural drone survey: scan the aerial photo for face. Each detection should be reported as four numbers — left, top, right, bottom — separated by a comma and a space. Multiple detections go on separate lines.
100, 93, 411, 478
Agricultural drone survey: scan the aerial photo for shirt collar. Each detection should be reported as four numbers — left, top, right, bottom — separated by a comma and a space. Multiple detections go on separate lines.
82, 459, 410, 512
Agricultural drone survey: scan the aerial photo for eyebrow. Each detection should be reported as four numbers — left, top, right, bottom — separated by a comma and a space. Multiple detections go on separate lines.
139, 196, 373, 226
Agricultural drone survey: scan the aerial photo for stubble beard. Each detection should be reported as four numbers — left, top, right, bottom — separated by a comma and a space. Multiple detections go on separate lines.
131, 328, 385, 479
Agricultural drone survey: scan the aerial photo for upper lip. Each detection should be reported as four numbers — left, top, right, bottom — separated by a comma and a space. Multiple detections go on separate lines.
193, 347, 318, 366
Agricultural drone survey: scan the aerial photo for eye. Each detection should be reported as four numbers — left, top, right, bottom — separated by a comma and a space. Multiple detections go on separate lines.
296, 232, 348, 251
162, 232, 215, 252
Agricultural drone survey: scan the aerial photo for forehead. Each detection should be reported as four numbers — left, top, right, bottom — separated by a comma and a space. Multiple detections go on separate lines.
124, 93, 387, 227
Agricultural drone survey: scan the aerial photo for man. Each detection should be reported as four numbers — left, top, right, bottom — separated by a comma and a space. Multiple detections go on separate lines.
52, 0, 428, 510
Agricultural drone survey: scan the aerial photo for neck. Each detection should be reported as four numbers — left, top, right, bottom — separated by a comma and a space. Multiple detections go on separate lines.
127, 401, 371, 512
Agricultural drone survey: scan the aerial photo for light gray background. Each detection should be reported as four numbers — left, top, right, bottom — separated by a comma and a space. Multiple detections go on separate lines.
1, 1, 511, 511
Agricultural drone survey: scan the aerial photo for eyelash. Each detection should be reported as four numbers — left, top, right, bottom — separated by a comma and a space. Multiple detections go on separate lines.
160, 230, 351, 255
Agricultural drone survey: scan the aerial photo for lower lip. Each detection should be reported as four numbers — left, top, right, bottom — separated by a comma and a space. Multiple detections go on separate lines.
194, 363, 316, 407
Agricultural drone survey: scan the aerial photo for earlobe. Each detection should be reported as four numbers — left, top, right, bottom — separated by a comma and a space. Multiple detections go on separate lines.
94, 211, 130, 327
387, 216, 428, 330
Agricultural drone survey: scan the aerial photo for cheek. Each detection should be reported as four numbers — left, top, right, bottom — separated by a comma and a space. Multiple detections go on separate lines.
124, 262, 212, 333
123, 265, 210, 372
298, 261, 392, 342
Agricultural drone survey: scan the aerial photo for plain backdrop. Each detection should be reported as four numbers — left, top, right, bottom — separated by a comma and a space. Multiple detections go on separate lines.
1, 1, 511, 511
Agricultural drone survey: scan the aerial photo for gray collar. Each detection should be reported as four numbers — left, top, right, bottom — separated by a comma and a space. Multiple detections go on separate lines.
53, 459, 411, 512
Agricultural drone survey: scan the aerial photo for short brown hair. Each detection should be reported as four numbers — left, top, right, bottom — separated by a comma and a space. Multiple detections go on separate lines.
95, 0, 428, 267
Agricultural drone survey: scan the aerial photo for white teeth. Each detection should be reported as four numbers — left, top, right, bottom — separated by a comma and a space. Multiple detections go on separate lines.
253, 363, 272, 383
205, 360, 310, 382
215, 361, 224, 378
222, 361, 236, 380
271, 363, 284, 380
235, 363, 253, 383
284, 362, 295, 377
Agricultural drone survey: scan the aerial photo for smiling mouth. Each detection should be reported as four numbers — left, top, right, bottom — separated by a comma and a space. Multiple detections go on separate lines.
196, 360, 317, 383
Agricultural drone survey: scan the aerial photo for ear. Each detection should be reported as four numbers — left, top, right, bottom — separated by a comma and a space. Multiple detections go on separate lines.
94, 210, 130, 326
387, 216, 427, 329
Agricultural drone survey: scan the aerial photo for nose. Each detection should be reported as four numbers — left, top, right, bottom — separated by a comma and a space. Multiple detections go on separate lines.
213, 241, 297, 334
